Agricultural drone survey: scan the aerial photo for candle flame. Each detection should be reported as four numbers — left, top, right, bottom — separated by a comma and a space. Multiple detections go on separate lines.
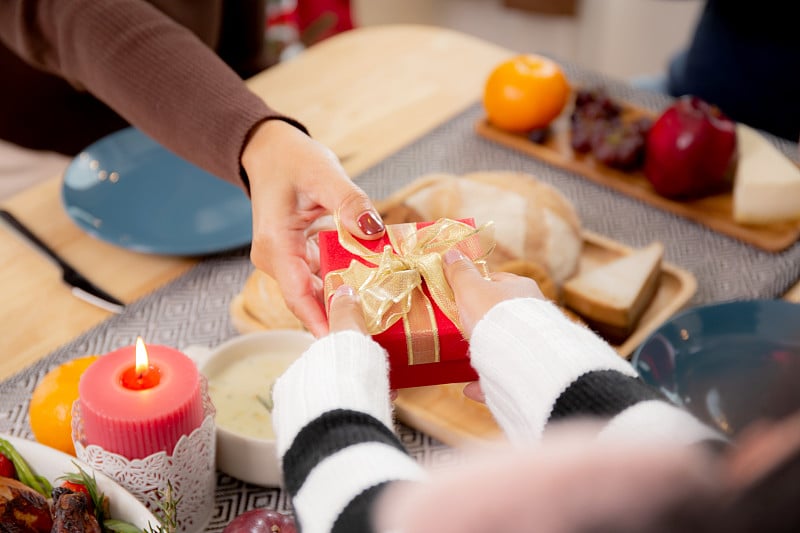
135, 336, 149, 378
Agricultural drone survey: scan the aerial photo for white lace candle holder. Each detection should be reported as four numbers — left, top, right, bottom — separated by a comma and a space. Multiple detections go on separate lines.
72, 386, 217, 533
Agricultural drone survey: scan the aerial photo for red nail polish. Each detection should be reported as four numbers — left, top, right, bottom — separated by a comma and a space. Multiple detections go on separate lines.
357, 211, 384, 235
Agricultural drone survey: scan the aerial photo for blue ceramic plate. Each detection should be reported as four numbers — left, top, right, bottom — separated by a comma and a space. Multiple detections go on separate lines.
62, 127, 252, 256
632, 299, 800, 436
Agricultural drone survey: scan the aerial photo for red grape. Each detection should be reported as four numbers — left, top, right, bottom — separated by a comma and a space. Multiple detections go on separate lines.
223, 509, 297, 533
568, 87, 651, 171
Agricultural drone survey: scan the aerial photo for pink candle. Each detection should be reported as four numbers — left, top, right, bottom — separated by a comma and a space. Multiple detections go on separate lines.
78, 337, 204, 459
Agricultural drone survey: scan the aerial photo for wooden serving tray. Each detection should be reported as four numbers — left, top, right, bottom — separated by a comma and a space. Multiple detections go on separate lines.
475, 116, 800, 253
393, 230, 697, 447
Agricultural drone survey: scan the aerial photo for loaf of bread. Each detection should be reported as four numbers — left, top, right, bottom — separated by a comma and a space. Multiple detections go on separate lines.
376, 171, 583, 286
232, 269, 304, 332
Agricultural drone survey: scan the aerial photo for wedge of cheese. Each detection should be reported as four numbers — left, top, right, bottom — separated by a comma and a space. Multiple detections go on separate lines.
563, 242, 663, 341
733, 124, 800, 224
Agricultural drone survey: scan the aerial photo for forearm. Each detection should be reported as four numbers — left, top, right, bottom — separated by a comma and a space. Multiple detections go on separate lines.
273, 331, 426, 533
469, 298, 723, 446
0, 0, 302, 189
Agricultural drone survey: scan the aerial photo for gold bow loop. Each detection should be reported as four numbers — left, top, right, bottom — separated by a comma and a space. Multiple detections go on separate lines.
324, 215, 495, 364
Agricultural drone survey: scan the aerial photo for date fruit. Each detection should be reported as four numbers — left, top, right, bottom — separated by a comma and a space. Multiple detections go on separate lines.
644, 95, 737, 199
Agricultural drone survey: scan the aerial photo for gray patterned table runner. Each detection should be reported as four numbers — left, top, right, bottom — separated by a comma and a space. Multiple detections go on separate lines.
2, 64, 799, 531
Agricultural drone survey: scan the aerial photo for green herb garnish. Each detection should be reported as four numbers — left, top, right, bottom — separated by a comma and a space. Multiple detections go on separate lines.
60, 462, 109, 526
1, 438, 179, 533
0, 437, 52, 496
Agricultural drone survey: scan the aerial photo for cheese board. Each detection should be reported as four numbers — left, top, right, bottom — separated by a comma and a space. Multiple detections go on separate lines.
475, 111, 800, 253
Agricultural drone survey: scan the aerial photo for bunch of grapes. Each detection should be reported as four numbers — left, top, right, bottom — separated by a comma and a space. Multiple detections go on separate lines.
570, 88, 651, 171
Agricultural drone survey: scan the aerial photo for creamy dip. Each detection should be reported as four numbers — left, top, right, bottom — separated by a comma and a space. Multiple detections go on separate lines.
207, 350, 299, 440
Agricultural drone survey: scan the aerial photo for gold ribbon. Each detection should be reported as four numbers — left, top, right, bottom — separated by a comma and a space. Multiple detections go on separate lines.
323, 215, 495, 365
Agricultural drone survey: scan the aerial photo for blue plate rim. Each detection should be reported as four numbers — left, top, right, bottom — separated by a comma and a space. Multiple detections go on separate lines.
631, 298, 800, 366
60, 127, 253, 256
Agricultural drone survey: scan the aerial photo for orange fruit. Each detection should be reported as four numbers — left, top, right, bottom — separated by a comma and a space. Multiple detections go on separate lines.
483, 54, 570, 132
29, 355, 100, 456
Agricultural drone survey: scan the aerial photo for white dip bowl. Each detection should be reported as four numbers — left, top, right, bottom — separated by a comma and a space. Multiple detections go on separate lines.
185, 330, 315, 486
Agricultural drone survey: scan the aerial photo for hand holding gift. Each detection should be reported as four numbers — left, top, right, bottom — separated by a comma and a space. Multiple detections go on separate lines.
318, 215, 496, 388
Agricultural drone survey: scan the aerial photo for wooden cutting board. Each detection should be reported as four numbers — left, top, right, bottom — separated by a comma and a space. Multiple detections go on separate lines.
475, 114, 800, 253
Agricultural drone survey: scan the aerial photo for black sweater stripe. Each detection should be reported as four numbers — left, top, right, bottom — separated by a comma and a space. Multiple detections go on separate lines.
549, 369, 667, 422
331, 482, 392, 533
282, 409, 405, 496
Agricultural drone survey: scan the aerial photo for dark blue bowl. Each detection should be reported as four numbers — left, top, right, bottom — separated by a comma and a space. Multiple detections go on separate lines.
632, 299, 800, 437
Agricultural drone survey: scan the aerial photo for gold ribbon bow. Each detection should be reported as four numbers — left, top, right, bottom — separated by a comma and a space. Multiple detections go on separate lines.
324, 215, 495, 365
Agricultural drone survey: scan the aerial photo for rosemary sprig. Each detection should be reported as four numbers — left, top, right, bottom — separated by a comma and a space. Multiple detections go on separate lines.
60, 462, 108, 526
148, 481, 181, 533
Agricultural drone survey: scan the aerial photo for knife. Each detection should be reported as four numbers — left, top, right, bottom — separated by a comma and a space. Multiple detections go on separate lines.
0, 209, 125, 314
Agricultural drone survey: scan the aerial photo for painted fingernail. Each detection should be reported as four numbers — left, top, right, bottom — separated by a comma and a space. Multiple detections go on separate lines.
443, 249, 465, 265
334, 284, 355, 299
357, 211, 384, 236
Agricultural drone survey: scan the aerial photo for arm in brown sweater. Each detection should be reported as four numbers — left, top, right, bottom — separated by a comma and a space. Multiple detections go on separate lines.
0, 0, 304, 190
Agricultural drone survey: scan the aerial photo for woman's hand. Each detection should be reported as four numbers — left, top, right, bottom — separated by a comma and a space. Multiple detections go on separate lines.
442, 248, 545, 402
443, 249, 544, 339
242, 120, 384, 337
326, 284, 398, 400
327, 285, 367, 334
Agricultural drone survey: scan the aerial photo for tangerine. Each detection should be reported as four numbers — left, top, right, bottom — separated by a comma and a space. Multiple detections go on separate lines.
483, 54, 570, 132
29, 355, 100, 456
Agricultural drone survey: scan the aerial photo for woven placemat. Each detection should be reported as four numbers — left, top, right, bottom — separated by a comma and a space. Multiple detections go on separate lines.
2, 62, 798, 531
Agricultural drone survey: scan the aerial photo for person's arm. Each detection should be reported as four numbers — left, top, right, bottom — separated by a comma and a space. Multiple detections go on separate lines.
0, 0, 386, 335
272, 289, 425, 533
469, 297, 723, 446
442, 249, 725, 447
0, 0, 298, 189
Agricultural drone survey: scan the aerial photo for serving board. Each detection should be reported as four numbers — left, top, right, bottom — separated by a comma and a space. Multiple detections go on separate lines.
475, 115, 800, 253
393, 230, 696, 446
230, 230, 697, 447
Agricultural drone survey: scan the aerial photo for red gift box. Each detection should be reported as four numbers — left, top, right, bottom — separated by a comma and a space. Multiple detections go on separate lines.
319, 219, 483, 389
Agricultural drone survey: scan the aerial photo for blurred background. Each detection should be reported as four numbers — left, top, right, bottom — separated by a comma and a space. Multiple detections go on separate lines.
354, 0, 703, 79
1, 0, 703, 201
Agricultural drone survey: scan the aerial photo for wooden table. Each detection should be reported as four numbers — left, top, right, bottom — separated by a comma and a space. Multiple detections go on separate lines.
1, 25, 799, 381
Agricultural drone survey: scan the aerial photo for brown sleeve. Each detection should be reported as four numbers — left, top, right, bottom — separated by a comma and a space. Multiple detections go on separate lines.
0, 0, 306, 191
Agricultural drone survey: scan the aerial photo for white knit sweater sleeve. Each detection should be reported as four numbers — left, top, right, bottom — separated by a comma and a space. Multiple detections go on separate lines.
272, 330, 426, 533
469, 298, 724, 446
